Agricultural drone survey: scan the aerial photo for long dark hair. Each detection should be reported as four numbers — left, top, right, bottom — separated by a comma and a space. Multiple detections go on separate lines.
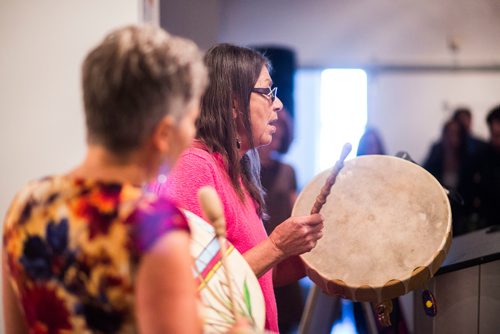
196, 44, 268, 218
442, 119, 467, 157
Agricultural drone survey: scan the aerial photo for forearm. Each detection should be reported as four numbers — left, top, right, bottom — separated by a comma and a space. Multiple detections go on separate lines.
242, 237, 285, 278
243, 243, 306, 285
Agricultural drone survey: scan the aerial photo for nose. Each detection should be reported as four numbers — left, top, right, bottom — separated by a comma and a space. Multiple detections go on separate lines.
273, 97, 283, 112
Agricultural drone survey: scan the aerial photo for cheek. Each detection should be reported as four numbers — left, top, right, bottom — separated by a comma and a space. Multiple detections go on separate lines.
251, 117, 267, 140
256, 108, 271, 127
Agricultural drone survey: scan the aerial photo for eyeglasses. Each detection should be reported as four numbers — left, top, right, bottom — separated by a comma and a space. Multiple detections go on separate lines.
251, 87, 278, 102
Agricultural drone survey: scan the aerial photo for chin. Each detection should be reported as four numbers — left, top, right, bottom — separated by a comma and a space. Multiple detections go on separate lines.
258, 138, 273, 148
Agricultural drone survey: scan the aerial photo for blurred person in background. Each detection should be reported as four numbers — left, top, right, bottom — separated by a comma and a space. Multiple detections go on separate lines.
423, 119, 475, 235
452, 107, 487, 157
356, 127, 386, 156
258, 110, 303, 334
469, 104, 500, 231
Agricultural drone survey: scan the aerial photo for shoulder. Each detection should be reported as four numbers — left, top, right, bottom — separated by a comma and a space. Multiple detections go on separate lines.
129, 195, 190, 231
272, 161, 296, 182
167, 147, 229, 187
431, 142, 442, 151
425, 142, 443, 160
3, 175, 61, 229
173, 148, 222, 175
181, 147, 217, 163
280, 162, 296, 174
126, 195, 190, 253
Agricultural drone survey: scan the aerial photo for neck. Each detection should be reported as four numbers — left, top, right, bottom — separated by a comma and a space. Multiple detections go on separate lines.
69, 145, 157, 186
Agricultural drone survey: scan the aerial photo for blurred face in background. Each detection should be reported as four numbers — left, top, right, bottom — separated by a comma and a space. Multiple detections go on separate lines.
456, 112, 472, 133
444, 121, 462, 151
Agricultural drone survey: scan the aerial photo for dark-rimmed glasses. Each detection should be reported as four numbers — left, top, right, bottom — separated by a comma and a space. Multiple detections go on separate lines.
251, 87, 278, 102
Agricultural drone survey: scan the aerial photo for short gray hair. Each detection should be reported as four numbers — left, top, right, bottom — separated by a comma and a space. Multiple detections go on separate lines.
82, 24, 208, 155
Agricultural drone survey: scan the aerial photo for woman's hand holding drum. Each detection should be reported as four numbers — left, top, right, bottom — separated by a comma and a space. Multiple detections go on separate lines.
268, 214, 324, 257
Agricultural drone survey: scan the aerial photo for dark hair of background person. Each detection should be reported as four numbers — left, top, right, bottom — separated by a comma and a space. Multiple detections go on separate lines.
424, 119, 468, 177
486, 104, 500, 126
441, 119, 468, 155
452, 107, 472, 121
356, 127, 386, 156
196, 43, 269, 218
423, 118, 471, 235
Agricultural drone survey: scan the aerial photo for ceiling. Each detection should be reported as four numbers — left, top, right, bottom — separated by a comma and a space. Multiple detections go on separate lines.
218, 0, 500, 68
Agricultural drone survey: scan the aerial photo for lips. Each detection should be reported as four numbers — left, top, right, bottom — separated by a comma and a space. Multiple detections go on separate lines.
268, 119, 278, 134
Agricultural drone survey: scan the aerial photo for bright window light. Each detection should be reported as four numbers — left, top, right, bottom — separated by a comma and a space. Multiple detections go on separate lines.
317, 69, 367, 172
331, 299, 358, 334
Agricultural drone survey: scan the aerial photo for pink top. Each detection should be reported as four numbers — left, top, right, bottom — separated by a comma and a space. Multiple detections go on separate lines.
157, 146, 279, 333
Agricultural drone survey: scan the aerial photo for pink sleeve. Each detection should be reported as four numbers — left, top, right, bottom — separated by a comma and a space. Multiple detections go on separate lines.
160, 151, 217, 218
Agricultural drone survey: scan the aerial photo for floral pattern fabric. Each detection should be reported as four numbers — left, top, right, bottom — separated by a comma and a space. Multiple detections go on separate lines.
3, 175, 189, 334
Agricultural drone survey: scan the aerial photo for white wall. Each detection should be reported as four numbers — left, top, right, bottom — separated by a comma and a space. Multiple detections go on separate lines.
0, 0, 140, 219
160, 0, 220, 50
285, 70, 323, 189
0, 0, 141, 328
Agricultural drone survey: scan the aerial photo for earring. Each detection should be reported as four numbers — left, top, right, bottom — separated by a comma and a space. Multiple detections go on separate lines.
236, 138, 241, 149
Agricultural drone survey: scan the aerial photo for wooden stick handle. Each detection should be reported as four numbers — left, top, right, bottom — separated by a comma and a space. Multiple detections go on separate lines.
198, 186, 239, 321
311, 143, 352, 214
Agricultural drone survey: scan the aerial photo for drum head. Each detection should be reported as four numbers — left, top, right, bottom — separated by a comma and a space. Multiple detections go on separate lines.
184, 210, 265, 333
292, 155, 452, 302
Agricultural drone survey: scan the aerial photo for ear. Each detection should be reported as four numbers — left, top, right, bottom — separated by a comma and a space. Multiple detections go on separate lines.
152, 115, 176, 154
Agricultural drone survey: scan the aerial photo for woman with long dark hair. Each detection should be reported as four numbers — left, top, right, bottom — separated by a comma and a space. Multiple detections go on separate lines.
156, 44, 324, 333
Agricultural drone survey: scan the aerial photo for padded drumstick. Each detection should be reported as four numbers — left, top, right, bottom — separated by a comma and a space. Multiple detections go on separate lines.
198, 186, 239, 321
311, 143, 352, 214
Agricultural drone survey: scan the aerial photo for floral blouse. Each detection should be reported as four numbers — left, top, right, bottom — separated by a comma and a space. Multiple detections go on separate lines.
3, 175, 190, 333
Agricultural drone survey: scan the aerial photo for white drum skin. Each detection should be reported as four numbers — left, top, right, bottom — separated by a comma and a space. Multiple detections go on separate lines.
293, 155, 452, 302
